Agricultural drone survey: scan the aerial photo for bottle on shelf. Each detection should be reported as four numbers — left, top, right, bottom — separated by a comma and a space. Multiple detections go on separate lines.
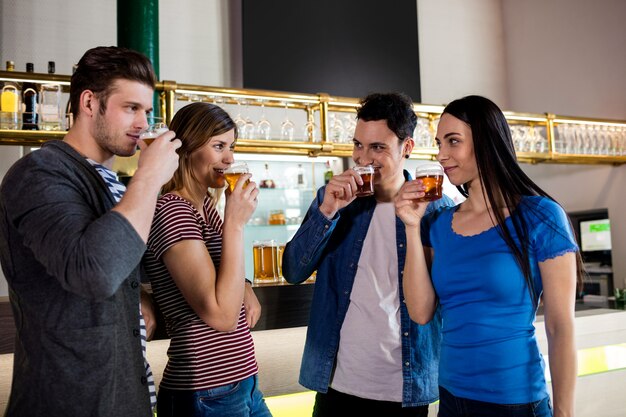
260, 163, 275, 188
39, 61, 62, 131
21, 63, 39, 130
296, 164, 307, 188
65, 64, 77, 130
0, 60, 21, 130
324, 160, 333, 184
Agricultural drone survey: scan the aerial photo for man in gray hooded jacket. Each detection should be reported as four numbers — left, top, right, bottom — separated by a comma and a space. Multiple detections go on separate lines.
0, 46, 181, 417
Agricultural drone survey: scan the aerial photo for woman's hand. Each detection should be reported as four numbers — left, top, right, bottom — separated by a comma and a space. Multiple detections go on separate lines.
224, 173, 259, 227
394, 179, 429, 227
140, 288, 157, 341
243, 282, 262, 329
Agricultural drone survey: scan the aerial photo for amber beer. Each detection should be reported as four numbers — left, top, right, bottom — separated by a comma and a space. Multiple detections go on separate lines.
224, 162, 249, 192
139, 123, 168, 146
141, 136, 156, 146
353, 165, 375, 197
253, 240, 278, 283
225, 172, 249, 192
415, 163, 444, 202
277, 243, 286, 282
417, 175, 443, 201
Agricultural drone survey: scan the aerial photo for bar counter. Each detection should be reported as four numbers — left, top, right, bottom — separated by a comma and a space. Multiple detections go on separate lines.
1, 305, 625, 416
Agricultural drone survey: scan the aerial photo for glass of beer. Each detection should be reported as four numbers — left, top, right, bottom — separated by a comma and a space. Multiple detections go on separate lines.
353, 165, 375, 197
253, 240, 278, 283
277, 243, 286, 283
139, 122, 169, 145
415, 162, 444, 202
224, 161, 249, 192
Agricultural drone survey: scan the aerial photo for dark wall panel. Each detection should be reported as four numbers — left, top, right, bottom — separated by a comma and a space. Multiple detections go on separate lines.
243, 0, 421, 101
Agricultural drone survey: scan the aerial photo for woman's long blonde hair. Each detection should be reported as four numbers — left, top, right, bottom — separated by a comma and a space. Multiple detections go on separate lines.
163, 102, 237, 206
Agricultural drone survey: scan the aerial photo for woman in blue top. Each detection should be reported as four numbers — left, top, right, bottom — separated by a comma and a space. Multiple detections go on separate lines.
395, 95, 582, 417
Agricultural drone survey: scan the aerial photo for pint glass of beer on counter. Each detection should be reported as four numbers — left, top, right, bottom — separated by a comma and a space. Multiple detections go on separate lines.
253, 240, 279, 283
139, 122, 169, 146
224, 161, 249, 192
415, 162, 444, 202
353, 165, 375, 197
277, 243, 286, 283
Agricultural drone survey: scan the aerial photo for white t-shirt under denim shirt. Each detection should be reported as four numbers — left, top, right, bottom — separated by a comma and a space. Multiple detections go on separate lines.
330, 201, 402, 402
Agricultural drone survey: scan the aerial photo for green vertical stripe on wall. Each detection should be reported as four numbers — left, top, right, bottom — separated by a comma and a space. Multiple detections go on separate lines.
117, 0, 160, 116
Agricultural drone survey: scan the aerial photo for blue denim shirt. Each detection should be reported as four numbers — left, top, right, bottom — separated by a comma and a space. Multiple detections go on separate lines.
282, 170, 455, 407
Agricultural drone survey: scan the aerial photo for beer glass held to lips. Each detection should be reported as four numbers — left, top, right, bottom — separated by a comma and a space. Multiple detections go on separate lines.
353, 165, 375, 197
139, 122, 169, 146
415, 162, 444, 201
224, 161, 250, 192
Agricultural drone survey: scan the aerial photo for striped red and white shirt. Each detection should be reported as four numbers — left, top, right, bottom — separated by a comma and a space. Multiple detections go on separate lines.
144, 192, 258, 390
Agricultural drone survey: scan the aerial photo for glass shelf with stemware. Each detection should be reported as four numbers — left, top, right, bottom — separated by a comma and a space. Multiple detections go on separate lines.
1, 70, 625, 164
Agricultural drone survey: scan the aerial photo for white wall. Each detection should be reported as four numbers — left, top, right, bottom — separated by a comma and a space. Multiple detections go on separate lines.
159, 0, 238, 86
417, 0, 510, 108
502, 0, 626, 119
0, 0, 116, 75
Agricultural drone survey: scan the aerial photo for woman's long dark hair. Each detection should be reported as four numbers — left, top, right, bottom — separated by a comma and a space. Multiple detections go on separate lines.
443, 95, 583, 306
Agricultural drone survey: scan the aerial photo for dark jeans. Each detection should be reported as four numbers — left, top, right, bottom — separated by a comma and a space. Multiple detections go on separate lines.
313, 387, 429, 417
437, 386, 552, 417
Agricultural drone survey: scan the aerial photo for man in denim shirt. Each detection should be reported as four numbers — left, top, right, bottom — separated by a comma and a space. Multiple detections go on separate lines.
282, 93, 454, 416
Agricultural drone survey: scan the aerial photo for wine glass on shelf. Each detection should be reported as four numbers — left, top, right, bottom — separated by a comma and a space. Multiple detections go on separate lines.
241, 100, 256, 139
415, 117, 432, 148
329, 113, 344, 143
233, 99, 247, 137
210, 94, 225, 107
280, 102, 295, 141
302, 106, 318, 142
256, 100, 272, 140
343, 114, 357, 143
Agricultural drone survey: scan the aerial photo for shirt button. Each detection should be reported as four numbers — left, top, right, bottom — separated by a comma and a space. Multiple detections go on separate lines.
344, 291, 349, 295
130, 281, 139, 289
404, 332, 409, 337
400, 271, 404, 275
399, 243, 404, 248
133, 329, 140, 337
324, 225, 329, 229
405, 362, 410, 367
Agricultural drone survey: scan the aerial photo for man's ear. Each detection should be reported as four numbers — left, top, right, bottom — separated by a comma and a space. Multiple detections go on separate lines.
404, 137, 415, 157
79, 90, 97, 117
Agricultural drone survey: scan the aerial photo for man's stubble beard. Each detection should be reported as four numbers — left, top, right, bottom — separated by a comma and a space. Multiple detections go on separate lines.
93, 111, 137, 158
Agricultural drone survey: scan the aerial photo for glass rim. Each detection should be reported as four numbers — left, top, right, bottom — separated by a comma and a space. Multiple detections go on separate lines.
353, 164, 375, 173
415, 163, 443, 172
224, 161, 249, 173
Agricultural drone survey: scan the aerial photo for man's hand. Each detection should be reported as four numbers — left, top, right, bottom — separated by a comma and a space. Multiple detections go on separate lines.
319, 168, 363, 219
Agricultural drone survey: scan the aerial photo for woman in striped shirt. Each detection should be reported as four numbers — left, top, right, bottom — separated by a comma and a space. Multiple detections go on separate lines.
144, 102, 272, 417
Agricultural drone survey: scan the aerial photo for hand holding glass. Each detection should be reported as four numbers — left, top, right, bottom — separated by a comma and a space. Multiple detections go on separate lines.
415, 163, 444, 201
139, 122, 169, 145
224, 161, 250, 192
353, 165, 375, 197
